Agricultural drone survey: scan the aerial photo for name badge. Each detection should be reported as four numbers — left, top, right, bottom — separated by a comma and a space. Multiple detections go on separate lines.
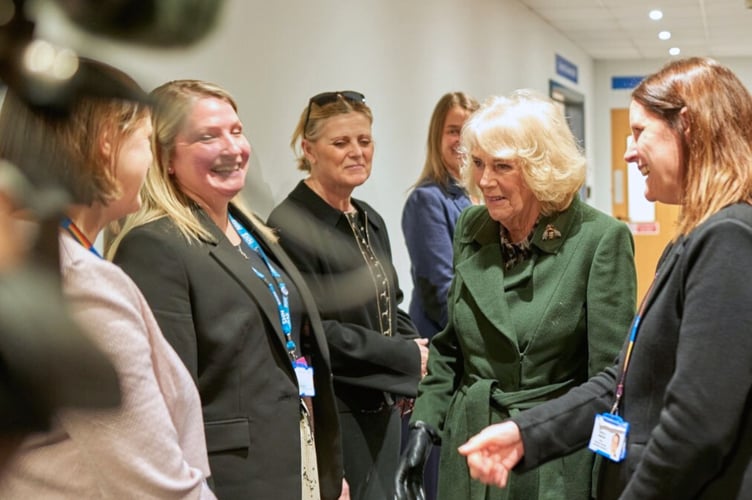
294, 358, 315, 397
588, 413, 628, 462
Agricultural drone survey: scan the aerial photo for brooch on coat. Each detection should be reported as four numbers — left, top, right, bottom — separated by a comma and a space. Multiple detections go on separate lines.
542, 224, 562, 240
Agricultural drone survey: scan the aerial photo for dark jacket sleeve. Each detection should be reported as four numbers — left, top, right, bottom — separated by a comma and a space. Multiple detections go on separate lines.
268, 200, 421, 396
321, 319, 421, 395
512, 366, 617, 470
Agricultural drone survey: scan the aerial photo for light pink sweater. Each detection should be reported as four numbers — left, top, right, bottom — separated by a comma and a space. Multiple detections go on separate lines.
0, 235, 215, 499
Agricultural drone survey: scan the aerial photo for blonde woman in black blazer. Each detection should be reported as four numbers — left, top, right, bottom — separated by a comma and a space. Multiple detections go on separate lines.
459, 57, 752, 500
110, 80, 344, 500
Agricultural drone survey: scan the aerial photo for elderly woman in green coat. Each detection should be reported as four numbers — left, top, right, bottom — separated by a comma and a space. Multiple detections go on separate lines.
395, 90, 637, 500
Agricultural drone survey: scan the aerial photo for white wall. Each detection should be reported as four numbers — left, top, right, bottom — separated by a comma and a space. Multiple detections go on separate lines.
36, 0, 596, 307
592, 56, 752, 212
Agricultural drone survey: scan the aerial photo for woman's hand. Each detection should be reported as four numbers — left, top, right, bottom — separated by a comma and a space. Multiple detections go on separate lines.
337, 478, 350, 500
457, 421, 525, 489
413, 338, 429, 378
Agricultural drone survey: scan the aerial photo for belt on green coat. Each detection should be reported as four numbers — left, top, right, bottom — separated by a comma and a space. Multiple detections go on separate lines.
458, 378, 574, 500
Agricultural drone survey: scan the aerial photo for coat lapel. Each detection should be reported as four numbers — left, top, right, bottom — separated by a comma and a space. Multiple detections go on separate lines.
531, 201, 578, 255
513, 201, 581, 348
249, 213, 333, 367
454, 202, 581, 348
455, 212, 521, 346
198, 209, 289, 351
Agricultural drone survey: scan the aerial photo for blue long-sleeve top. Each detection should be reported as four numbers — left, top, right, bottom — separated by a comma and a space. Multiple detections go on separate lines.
401, 180, 472, 339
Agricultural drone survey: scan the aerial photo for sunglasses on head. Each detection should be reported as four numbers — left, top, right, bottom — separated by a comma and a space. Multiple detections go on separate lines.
303, 90, 366, 132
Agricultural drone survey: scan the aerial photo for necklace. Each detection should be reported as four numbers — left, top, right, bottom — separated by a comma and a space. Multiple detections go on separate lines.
236, 244, 249, 259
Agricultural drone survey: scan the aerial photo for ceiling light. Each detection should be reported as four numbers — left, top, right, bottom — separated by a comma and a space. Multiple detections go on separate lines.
649, 10, 663, 20
658, 30, 671, 40
669, 47, 681, 56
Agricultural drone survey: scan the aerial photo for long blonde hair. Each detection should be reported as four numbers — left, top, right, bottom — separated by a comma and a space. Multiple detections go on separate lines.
632, 57, 752, 236
107, 80, 272, 259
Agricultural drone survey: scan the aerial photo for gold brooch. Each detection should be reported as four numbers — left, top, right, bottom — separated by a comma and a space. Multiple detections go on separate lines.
542, 224, 562, 240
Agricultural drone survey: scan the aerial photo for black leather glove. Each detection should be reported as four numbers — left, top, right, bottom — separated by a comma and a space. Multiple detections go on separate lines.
394, 421, 441, 500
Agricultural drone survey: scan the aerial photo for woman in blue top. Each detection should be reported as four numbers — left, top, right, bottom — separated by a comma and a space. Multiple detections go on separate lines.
401, 92, 479, 340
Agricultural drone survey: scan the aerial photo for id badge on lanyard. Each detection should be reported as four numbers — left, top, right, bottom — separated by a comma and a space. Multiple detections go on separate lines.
589, 275, 658, 463
589, 413, 628, 462
294, 356, 315, 397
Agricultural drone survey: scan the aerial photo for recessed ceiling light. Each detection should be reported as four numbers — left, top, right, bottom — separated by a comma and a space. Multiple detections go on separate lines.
669, 47, 681, 56
659, 30, 671, 40
649, 10, 663, 21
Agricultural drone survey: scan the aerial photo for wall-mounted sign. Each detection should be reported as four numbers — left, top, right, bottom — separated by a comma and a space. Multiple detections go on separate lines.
555, 54, 578, 84
628, 222, 660, 235
611, 76, 644, 90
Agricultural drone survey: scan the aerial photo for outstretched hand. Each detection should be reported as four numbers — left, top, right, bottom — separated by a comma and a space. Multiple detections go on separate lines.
457, 421, 525, 489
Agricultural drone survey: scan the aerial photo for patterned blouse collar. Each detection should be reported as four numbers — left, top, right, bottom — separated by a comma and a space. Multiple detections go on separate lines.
499, 220, 539, 271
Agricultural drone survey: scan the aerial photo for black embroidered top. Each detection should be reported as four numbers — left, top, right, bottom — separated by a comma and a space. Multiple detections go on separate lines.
345, 210, 393, 337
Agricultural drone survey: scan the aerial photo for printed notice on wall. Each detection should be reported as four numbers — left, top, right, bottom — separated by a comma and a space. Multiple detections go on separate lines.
613, 170, 624, 205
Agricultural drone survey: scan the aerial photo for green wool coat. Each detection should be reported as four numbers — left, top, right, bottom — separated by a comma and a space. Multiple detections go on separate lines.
410, 197, 637, 500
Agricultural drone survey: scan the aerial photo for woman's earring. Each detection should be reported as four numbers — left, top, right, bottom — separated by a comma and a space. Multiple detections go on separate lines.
168, 167, 175, 175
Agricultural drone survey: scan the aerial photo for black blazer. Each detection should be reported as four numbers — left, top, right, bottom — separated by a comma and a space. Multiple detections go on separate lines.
512, 203, 752, 499
267, 180, 421, 411
114, 206, 343, 500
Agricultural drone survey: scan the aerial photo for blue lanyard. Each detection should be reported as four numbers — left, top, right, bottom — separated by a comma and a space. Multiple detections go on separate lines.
610, 279, 656, 415
60, 217, 102, 258
228, 214, 296, 361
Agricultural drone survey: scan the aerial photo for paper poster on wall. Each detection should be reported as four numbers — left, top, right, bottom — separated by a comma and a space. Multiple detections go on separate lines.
613, 170, 624, 205
626, 136, 655, 222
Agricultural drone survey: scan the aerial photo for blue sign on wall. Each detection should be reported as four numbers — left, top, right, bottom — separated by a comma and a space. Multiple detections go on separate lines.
611, 76, 644, 89
555, 54, 578, 84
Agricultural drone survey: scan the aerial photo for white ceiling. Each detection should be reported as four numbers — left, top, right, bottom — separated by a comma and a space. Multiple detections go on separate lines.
518, 0, 752, 60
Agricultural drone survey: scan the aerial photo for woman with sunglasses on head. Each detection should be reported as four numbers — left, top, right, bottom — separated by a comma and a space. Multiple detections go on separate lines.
109, 80, 344, 500
267, 91, 429, 500
0, 60, 215, 498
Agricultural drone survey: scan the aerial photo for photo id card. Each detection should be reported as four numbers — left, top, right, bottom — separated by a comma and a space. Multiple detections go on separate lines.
588, 413, 629, 462
294, 358, 315, 397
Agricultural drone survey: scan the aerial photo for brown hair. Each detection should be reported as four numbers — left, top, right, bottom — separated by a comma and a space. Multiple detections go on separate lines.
632, 57, 752, 236
413, 92, 479, 190
0, 58, 149, 206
